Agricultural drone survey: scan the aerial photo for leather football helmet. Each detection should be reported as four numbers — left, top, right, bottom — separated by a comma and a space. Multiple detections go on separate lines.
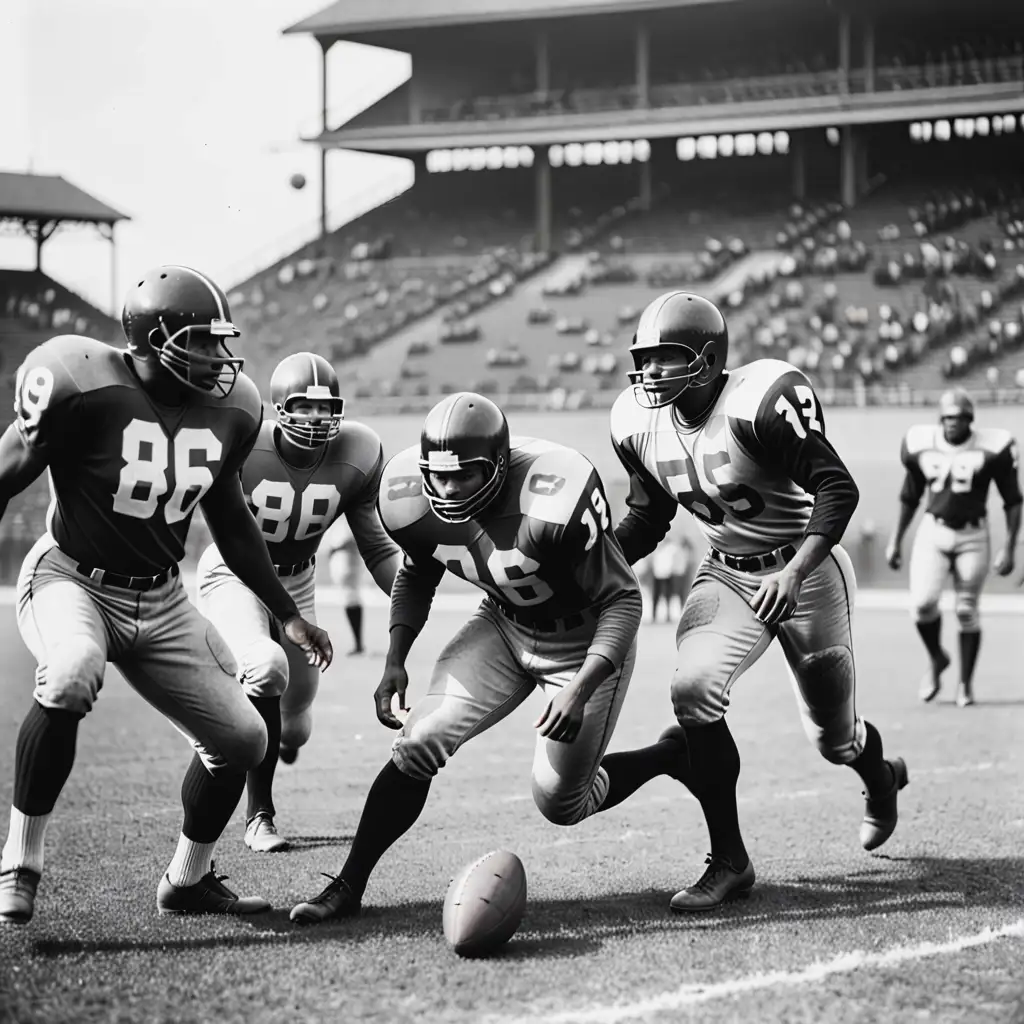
270, 352, 345, 448
627, 291, 729, 408
938, 387, 974, 422
122, 265, 242, 398
418, 392, 510, 523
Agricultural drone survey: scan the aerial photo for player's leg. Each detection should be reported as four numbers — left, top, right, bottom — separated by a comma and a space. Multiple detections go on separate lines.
329, 550, 363, 655
529, 636, 636, 826
664, 561, 774, 910
1, 542, 109, 925
118, 582, 269, 915
196, 548, 290, 852
950, 526, 990, 707
776, 546, 907, 851
290, 604, 533, 923
908, 516, 953, 701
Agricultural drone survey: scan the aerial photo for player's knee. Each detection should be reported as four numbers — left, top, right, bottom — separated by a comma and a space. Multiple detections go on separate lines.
35, 639, 107, 715
532, 765, 608, 827
954, 596, 980, 632
280, 708, 313, 750
229, 715, 269, 771
670, 659, 726, 726
239, 639, 289, 699
912, 600, 941, 624
792, 646, 859, 763
390, 726, 449, 781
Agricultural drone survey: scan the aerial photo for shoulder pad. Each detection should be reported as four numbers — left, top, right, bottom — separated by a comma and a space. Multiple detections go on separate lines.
973, 427, 1014, 455
252, 417, 277, 453
904, 424, 937, 456
19, 335, 125, 395
510, 435, 561, 458
378, 445, 429, 532
329, 421, 385, 474
723, 359, 804, 423
517, 445, 595, 527
609, 387, 656, 444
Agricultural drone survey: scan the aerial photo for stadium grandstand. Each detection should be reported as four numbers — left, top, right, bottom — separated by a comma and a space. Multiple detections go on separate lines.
218, 0, 1024, 411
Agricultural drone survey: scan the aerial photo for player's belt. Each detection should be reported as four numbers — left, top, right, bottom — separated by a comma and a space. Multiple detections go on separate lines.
493, 599, 597, 634
77, 562, 179, 592
275, 556, 315, 577
933, 516, 985, 531
709, 543, 797, 574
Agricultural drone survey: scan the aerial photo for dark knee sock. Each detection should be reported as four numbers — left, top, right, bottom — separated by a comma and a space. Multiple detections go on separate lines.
600, 734, 694, 812
685, 718, 747, 869
916, 618, 944, 660
345, 605, 364, 649
13, 703, 83, 815
340, 760, 431, 898
181, 754, 246, 844
958, 630, 981, 688
246, 696, 282, 820
848, 720, 894, 796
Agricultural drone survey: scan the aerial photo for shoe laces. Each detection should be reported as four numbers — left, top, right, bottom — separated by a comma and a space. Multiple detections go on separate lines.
692, 854, 735, 893
310, 872, 350, 905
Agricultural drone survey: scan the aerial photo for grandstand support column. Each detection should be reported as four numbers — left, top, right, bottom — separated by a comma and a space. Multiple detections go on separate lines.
838, 9, 852, 95
791, 134, 806, 201
863, 18, 875, 92
97, 221, 118, 316
639, 159, 652, 211
535, 148, 552, 253
635, 23, 650, 107
318, 35, 335, 239
535, 30, 549, 94
840, 126, 859, 207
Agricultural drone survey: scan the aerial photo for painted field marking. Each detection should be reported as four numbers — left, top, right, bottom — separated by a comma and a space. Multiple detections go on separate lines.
494, 918, 1024, 1024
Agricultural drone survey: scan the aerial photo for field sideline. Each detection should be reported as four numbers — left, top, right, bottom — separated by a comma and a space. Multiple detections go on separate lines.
2, 600, 1022, 1024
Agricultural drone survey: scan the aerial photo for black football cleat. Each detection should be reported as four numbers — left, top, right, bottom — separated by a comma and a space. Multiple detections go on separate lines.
919, 651, 950, 703
290, 874, 361, 924
860, 757, 909, 851
0, 867, 41, 926
156, 866, 270, 916
670, 854, 755, 912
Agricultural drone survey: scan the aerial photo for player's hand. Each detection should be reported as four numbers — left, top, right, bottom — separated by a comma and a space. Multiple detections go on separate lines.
374, 663, 409, 730
535, 683, 586, 744
282, 615, 333, 670
749, 566, 804, 626
992, 548, 1015, 577
885, 537, 902, 571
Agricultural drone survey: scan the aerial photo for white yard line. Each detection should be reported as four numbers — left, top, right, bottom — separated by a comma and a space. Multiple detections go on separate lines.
494, 919, 1024, 1024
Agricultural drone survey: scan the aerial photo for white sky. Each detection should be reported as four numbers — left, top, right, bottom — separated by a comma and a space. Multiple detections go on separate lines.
0, 0, 412, 312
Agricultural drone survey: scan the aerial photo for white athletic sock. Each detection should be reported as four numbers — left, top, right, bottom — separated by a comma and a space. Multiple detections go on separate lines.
165, 834, 216, 888
1, 808, 50, 875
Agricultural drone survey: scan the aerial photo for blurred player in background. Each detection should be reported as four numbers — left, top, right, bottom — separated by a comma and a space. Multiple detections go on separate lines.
323, 515, 367, 655
885, 388, 1021, 706
197, 352, 399, 854
0, 267, 332, 926
288, 392, 700, 924
607, 291, 906, 912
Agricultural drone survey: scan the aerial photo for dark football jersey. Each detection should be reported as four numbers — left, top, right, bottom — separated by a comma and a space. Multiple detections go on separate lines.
900, 424, 1022, 525
13, 334, 262, 576
611, 359, 860, 561
378, 437, 641, 667
242, 417, 396, 571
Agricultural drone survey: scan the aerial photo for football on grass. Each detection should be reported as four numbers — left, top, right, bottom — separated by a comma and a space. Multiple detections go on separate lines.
442, 850, 527, 957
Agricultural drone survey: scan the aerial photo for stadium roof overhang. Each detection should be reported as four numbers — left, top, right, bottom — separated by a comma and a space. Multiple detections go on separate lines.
311, 83, 1024, 152
283, 0, 739, 41
0, 171, 131, 313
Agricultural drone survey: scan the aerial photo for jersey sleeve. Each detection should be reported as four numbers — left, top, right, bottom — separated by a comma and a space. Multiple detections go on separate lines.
992, 437, 1023, 508
898, 434, 927, 509
558, 466, 643, 667
12, 345, 82, 451
219, 409, 264, 479
610, 433, 678, 565
384, 536, 445, 637
345, 446, 402, 593
744, 370, 860, 543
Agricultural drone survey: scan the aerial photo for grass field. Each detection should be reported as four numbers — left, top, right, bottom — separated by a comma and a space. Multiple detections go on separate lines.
2, 595, 1023, 1024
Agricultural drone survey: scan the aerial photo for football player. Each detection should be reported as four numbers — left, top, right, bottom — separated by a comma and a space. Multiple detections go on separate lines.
196, 352, 400, 854
885, 389, 1021, 706
323, 515, 368, 656
287, 392, 689, 924
0, 266, 332, 926
608, 291, 907, 912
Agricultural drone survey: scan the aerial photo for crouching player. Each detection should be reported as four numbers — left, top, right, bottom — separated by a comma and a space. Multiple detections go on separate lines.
197, 353, 399, 853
